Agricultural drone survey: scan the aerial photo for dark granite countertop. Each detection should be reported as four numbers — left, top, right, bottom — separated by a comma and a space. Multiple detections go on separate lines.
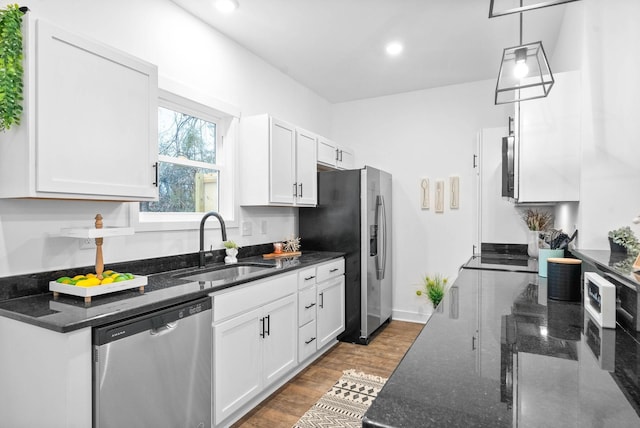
363, 268, 640, 427
0, 251, 343, 333
572, 249, 640, 290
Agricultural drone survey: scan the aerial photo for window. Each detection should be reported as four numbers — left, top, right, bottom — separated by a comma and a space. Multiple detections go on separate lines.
141, 106, 220, 213
133, 85, 238, 231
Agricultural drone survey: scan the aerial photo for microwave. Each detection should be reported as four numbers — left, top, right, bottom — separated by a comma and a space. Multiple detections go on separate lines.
501, 135, 515, 198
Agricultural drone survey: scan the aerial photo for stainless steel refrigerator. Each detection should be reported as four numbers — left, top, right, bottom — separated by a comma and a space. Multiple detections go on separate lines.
299, 166, 392, 344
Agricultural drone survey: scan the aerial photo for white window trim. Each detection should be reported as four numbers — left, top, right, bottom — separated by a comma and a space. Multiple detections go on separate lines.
129, 78, 240, 232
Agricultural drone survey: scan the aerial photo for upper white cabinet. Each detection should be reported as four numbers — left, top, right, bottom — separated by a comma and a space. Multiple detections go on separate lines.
0, 17, 158, 201
240, 114, 317, 206
515, 71, 581, 203
317, 137, 354, 170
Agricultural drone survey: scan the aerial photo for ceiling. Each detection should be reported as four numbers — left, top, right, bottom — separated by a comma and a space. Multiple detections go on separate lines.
170, 0, 573, 103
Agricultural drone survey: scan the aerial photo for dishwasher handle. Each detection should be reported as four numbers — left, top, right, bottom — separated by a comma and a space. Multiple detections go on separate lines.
94, 297, 212, 346
150, 322, 178, 336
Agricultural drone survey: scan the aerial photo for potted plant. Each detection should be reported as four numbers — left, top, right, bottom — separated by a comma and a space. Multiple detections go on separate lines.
223, 240, 240, 264
521, 209, 553, 258
416, 274, 447, 310
0, 4, 27, 131
608, 227, 640, 255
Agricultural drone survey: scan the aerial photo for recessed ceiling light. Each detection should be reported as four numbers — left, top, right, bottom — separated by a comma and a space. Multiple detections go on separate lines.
215, 0, 239, 14
385, 42, 403, 56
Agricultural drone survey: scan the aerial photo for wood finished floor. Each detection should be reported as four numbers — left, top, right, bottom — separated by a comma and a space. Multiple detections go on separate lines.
232, 320, 424, 428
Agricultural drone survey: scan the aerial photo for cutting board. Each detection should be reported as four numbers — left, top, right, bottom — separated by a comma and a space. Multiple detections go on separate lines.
263, 251, 302, 259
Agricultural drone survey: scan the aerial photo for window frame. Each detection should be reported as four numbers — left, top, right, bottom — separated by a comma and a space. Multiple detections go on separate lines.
130, 80, 240, 232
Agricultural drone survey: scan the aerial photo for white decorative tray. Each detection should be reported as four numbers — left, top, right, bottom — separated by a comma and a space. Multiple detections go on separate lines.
50, 275, 147, 303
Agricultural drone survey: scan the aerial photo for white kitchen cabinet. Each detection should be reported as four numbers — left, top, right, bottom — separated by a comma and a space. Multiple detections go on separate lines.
316, 275, 345, 348
296, 258, 345, 362
213, 306, 263, 424
515, 71, 581, 202
0, 317, 92, 428
211, 272, 297, 425
0, 17, 158, 201
317, 137, 355, 170
262, 295, 298, 385
240, 114, 317, 206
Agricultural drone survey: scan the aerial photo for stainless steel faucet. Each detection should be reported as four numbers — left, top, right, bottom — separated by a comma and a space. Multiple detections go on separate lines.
199, 211, 228, 267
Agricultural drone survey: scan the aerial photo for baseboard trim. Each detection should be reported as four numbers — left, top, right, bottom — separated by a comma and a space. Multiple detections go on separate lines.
392, 309, 430, 324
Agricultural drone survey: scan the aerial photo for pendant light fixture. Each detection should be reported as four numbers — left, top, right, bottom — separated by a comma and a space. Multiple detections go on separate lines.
489, 0, 580, 18
493, 3, 554, 105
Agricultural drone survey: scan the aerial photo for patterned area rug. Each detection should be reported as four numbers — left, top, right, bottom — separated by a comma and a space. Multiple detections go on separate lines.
292, 369, 387, 428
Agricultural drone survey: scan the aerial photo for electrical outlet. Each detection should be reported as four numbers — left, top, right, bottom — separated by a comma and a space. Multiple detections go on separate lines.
241, 221, 252, 236
79, 238, 96, 250
261, 220, 267, 235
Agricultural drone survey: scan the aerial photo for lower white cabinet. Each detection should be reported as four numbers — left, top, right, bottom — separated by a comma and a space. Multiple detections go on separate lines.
211, 257, 345, 427
316, 276, 346, 348
297, 259, 345, 363
213, 293, 296, 424
212, 273, 297, 425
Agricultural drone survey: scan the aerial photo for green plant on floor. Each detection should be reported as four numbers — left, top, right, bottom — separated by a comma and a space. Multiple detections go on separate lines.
416, 274, 447, 308
0, 4, 26, 131
608, 226, 640, 255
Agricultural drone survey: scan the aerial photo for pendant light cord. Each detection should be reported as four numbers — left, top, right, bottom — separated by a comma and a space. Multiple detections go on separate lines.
519, 0, 523, 45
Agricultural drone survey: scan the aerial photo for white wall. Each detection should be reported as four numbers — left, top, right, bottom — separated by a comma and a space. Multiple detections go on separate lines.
0, 0, 332, 276
577, 0, 640, 249
331, 80, 510, 322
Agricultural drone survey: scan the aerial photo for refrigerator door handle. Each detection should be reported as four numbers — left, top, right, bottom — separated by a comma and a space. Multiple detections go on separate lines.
376, 195, 387, 280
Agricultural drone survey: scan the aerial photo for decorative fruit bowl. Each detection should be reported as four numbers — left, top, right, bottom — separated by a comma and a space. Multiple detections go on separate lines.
49, 270, 147, 303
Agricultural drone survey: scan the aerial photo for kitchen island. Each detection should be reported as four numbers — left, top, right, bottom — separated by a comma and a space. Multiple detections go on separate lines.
363, 267, 640, 427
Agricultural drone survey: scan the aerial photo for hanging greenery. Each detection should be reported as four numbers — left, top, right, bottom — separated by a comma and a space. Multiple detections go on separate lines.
0, 4, 26, 131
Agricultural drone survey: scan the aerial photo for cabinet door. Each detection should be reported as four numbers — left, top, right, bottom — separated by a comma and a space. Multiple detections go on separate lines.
214, 307, 262, 425
269, 118, 296, 204
337, 147, 355, 169
35, 19, 158, 200
317, 137, 337, 167
262, 294, 298, 386
516, 71, 580, 202
316, 276, 345, 348
295, 129, 317, 206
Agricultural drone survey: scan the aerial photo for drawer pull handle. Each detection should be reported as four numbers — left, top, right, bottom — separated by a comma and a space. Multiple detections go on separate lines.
329, 268, 339, 273
305, 337, 316, 345
304, 275, 316, 281
305, 303, 316, 309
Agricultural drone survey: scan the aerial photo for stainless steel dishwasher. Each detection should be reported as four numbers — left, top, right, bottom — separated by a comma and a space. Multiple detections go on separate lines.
93, 296, 212, 428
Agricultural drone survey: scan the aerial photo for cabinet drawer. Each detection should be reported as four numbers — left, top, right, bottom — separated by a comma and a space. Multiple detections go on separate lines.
212, 273, 297, 323
316, 259, 344, 283
298, 267, 317, 290
298, 320, 317, 363
298, 286, 317, 327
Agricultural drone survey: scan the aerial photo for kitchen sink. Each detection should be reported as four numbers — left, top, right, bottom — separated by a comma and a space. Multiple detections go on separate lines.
177, 263, 274, 283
